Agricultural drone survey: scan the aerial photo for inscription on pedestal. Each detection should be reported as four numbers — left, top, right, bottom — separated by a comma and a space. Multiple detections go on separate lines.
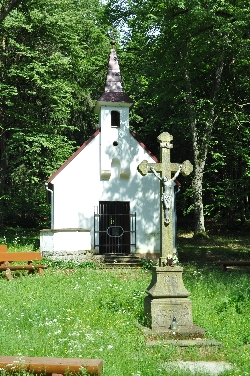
153, 305, 192, 328
164, 275, 178, 285
144, 294, 194, 332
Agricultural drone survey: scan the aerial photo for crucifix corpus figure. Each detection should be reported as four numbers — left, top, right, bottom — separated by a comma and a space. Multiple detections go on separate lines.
138, 132, 193, 266
150, 164, 182, 224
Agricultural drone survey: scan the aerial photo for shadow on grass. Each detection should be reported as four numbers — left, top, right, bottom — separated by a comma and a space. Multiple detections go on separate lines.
177, 225, 250, 269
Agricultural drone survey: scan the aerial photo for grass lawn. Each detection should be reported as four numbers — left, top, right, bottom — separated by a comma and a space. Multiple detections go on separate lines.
0, 226, 250, 375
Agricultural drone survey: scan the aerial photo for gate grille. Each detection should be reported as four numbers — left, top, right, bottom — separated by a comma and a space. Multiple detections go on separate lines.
94, 202, 136, 254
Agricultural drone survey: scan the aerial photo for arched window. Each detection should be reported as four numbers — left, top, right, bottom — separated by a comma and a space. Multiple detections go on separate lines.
111, 111, 120, 127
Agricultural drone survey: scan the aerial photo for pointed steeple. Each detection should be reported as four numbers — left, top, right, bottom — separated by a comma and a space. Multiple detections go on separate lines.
95, 41, 133, 113
104, 41, 123, 93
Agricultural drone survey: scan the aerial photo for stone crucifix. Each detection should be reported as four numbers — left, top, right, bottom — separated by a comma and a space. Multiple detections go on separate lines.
138, 132, 193, 266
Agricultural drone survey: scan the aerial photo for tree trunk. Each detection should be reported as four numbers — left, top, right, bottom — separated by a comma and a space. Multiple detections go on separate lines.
192, 154, 206, 233
184, 67, 207, 233
183, 49, 224, 234
190, 116, 207, 234
0, 130, 6, 227
0, 106, 8, 227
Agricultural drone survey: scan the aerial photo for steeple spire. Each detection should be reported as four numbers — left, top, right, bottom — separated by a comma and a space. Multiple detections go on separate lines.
104, 40, 124, 93
95, 40, 133, 112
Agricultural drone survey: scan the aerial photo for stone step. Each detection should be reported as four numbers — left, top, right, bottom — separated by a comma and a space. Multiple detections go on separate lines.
104, 263, 142, 269
165, 361, 233, 375
104, 258, 142, 264
103, 254, 142, 267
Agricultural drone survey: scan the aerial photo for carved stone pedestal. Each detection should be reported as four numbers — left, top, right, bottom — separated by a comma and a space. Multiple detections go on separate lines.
145, 296, 193, 332
144, 266, 205, 337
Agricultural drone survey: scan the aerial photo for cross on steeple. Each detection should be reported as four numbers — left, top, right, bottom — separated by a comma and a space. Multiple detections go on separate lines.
138, 132, 193, 266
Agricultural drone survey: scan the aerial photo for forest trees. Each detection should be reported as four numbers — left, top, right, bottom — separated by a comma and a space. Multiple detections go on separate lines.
105, 0, 250, 233
0, 0, 109, 226
0, 0, 22, 23
0, 0, 249, 231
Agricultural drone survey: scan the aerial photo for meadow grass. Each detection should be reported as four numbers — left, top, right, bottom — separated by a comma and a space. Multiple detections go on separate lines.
0, 228, 250, 375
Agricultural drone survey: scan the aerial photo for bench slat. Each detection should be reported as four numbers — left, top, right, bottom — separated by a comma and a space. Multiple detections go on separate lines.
0, 265, 46, 271
214, 261, 250, 271
0, 252, 42, 261
214, 261, 250, 266
216, 261, 250, 266
0, 356, 103, 376
0, 245, 7, 252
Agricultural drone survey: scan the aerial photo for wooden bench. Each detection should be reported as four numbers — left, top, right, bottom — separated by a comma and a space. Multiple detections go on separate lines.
0, 245, 46, 281
0, 356, 103, 376
214, 261, 250, 271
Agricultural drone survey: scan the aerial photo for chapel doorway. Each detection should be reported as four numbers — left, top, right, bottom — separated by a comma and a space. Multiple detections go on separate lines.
94, 201, 136, 255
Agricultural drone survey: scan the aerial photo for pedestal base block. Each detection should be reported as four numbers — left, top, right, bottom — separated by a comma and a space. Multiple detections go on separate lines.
146, 266, 190, 298
145, 296, 194, 333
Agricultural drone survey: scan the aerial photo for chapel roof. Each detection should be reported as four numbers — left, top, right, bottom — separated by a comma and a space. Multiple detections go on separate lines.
95, 41, 133, 108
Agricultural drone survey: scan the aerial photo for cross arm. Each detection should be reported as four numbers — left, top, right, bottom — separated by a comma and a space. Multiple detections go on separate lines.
170, 160, 193, 177
137, 160, 162, 176
138, 159, 193, 177
181, 160, 193, 176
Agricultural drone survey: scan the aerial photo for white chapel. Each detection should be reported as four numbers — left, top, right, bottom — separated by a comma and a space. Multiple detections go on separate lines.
40, 43, 161, 260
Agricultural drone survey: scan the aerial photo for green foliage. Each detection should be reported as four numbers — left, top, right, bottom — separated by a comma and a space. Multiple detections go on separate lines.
216, 290, 250, 315
104, 0, 250, 230
140, 258, 158, 270
0, 0, 22, 23
0, 230, 250, 374
0, 0, 249, 231
44, 259, 97, 270
1, 260, 250, 374
98, 286, 145, 317
0, 0, 110, 227
0, 369, 35, 376
193, 231, 209, 239
0, 227, 39, 250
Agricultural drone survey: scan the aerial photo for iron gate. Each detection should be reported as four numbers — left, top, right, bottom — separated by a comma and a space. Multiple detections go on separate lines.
94, 201, 136, 254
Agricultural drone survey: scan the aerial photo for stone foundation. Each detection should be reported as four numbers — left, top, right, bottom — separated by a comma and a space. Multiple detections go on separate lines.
40, 228, 93, 262
41, 249, 104, 264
